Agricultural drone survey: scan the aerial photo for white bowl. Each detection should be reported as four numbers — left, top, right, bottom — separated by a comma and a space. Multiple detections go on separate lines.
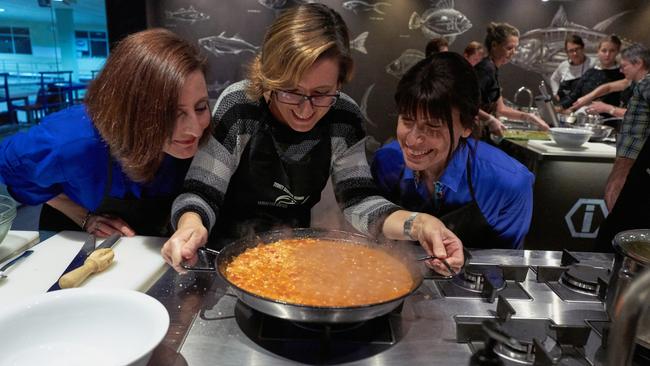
549, 127, 593, 148
0, 288, 169, 366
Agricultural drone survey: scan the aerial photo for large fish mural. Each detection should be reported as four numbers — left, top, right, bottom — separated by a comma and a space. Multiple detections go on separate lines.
198, 33, 259, 57
386, 49, 425, 79
165, 6, 210, 24
408, 0, 471, 44
511, 5, 632, 79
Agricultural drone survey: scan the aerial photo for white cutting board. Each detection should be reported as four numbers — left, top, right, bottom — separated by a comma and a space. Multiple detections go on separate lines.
0, 231, 168, 306
527, 140, 616, 157
0, 231, 40, 263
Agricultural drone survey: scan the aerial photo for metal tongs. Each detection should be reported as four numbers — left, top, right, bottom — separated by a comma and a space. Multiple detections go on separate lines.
417, 247, 471, 277
417, 254, 457, 277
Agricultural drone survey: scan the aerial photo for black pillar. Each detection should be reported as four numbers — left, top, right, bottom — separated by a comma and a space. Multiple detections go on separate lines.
105, 0, 148, 49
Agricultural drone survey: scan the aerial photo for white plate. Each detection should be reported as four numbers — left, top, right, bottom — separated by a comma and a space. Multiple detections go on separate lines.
0, 288, 169, 366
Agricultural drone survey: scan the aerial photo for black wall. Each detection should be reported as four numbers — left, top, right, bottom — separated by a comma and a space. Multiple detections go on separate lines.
124, 0, 649, 143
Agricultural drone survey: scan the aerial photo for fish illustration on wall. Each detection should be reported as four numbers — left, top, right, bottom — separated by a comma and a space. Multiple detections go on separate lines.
342, 1, 392, 15
385, 49, 425, 79
511, 5, 632, 78
165, 5, 210, 24
360, 83, 376, 127
350, 31, 369, 54
258, 0, 318, 10
198, 32, 259, 57
408, 0, 471, 44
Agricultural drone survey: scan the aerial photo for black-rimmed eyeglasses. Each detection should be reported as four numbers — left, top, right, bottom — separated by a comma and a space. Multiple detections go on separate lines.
274, 90, 340, 107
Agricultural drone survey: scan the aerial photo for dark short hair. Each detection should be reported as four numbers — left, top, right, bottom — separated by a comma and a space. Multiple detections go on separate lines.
425, 37, 449, 57
394, 52, 480, 157
564, 34, 585, 49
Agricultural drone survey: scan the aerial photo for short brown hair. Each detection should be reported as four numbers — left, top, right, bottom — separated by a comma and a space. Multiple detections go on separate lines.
246, 3, 353, 100
463, 41, 484, 57
598, 34, 622, 50
425, 37, 449, 57
484, 22, 519, 53
564, 34, 585, 50
85, 28, 207, 182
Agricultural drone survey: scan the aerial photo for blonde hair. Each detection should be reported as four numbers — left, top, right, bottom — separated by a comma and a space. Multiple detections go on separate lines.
484, 22, 519, 53
246, 4, 353, 100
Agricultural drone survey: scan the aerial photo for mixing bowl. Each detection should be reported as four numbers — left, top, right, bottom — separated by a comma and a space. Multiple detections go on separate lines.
576, 123, 614, 142
549, 127, 593, 148
0, 194, 17, 245
0, 288, 170, 366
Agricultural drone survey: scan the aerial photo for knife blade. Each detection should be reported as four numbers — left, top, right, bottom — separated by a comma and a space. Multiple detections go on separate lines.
58, 233, 121, 289
47, 234, 96, 292
96, 233, 121, 250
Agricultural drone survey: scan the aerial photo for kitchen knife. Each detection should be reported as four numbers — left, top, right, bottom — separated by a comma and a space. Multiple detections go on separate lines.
58, 233, 121, 289
47, 234, 96, 292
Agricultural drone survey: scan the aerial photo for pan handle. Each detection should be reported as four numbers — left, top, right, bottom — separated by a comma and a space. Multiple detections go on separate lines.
181, 247, 220, 272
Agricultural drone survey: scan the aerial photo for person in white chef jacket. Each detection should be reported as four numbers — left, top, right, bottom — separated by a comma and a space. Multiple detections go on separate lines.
550, 34, 595, 102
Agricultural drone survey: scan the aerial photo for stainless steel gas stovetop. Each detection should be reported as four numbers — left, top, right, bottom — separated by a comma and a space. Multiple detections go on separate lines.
147, 248, 649, 366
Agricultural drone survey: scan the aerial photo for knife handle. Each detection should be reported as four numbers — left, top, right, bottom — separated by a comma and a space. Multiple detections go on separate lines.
59, 248, 115, 289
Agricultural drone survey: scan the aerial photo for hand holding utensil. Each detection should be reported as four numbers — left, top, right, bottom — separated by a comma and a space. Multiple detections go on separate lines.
417, 254, 458, 277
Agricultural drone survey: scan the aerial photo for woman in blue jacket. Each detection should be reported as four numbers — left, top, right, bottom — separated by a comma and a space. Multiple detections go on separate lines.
0, 28, 211, 237
372, 53, 534, 249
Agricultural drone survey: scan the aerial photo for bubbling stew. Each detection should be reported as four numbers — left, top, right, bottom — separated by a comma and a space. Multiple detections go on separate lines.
224, 238, 415, 307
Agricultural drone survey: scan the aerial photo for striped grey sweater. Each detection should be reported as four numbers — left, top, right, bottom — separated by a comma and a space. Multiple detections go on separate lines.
171, 80, 400, 238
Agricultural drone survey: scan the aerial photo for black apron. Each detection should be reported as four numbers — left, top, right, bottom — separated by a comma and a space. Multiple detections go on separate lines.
39, 156, 183, 236
210, 110, 332, 247
557, 78, 581, 101
408, 148, 509, 249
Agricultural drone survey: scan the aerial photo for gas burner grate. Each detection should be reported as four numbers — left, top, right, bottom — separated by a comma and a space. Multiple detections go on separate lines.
559, 264, 610, 296
538, 263, 611, 302
435, 264, 531, 302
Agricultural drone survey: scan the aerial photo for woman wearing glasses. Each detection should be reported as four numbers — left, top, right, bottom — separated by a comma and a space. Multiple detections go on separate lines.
550, 35, 594, 102
558, 35, 624, 111
161, 3, 464, 276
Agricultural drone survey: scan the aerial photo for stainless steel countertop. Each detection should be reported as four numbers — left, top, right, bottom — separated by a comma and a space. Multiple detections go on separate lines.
146, 248, 616, 366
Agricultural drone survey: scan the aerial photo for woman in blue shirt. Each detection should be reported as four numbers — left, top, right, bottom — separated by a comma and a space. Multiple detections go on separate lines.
372, 53, 534, 249
0, 28, 211, 237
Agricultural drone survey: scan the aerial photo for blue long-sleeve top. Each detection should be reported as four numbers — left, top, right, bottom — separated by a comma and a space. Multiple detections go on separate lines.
0, 104, 190, 211
371, 138, 534, 249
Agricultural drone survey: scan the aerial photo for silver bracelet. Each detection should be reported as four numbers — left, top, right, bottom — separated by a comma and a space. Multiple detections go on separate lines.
403, 212, 419, 241
80, 212, 93, 230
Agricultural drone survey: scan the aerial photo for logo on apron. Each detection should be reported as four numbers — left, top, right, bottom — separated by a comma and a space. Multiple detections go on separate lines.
258, 182, 310, 208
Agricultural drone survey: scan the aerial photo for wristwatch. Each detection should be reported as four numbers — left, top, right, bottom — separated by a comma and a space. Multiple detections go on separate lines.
403, 212, 419, 241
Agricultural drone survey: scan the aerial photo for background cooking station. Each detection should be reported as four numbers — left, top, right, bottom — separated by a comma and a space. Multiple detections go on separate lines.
145, 247, 647, 366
